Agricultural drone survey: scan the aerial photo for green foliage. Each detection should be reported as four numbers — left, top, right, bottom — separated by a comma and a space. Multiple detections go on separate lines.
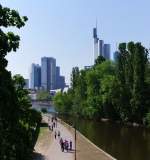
0, 4, 41, 160
54, 91, 73, 114
37, 90, 51, 101
54, 42, 150, 126
94, 55, 105, 66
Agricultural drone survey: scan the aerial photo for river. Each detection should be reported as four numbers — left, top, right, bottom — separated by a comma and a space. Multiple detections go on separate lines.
32, 104, 150, 160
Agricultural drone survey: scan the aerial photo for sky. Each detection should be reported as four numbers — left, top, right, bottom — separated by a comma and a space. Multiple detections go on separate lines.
1, 0, 150, 84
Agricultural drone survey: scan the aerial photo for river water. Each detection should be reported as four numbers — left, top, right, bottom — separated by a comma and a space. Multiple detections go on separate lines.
65, 117, 150, 160
32, 104, 150, 160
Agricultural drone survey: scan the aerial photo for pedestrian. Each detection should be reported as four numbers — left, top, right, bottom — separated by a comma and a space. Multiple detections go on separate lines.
51, 125, 53, 131
54, 131, 57, 139
61, 141, 64, 152
53, 122, 55, 128
64, 140, 69, 152
69, 140, 72, 150
58, 131, 60, 138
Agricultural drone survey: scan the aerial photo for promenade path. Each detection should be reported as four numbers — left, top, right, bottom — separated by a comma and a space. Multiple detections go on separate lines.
34, 115, 74, 160
34, 114, 116, 160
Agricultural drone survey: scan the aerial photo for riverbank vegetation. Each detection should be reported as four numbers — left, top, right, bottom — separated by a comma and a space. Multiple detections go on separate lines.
0, 4, 41, 160
54, 42, 150, 126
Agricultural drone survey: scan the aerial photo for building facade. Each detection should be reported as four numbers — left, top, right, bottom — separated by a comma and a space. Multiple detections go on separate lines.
103, 44, 111, 60
93, 27, 99, 61
41, 57, 56, 90
30, 64, 41, 89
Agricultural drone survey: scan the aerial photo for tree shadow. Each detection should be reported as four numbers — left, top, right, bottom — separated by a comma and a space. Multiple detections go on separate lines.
33, 152, 46, 160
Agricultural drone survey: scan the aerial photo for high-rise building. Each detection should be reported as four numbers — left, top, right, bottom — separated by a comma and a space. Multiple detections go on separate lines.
56, 66, 60, 89
41, 57, 56, 90
55, 66, 66, 89
103, 44, 111, 60
30, 64, 41, 89
93, 25, 111, 62
93, 27, 99, 61
98, 40, 104, 57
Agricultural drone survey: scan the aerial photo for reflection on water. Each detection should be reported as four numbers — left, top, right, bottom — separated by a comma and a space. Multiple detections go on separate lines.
61, 116, 150, 160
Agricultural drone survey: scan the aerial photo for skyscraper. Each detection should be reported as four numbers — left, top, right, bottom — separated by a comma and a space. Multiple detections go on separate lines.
30, 64, 41, 89
103, 44, 111, 60
55, 66, 66, 89
41, 57, 56, 90
93, 27, 99, 61
98, 40, 104, 57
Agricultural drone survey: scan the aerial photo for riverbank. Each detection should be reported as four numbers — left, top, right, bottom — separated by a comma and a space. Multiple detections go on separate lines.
60, 119, 117, 160
34, 114, 116, 160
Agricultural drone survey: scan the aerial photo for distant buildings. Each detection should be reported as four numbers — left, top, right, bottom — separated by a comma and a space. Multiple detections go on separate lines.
93, 26, 111, 62
30, 64, 41, 89
103, 44, 111, 60
41, 57, 56, 90
56, 66, 65, 89
30, 57, 65, 91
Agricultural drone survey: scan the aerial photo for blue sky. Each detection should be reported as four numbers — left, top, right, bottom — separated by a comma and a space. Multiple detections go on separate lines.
1, 0, 150, 84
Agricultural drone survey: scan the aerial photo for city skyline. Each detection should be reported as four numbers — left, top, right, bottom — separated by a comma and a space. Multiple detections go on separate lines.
2, 0, 150, 84
30, 56, 66, 90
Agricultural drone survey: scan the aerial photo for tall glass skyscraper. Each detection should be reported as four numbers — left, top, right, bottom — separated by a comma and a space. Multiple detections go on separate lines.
30, 64, 41, 89
98, 40, 104, 57
41, 57, 56, 90
103, 44, 111, 60
93, 27, 99, 61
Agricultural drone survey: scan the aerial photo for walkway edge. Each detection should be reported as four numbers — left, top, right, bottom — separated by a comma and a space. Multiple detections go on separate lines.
60, 120, 117, 160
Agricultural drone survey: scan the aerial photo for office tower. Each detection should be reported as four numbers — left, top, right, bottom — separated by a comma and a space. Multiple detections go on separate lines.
113, 51, 120, 61
24, 79, 29, 89
41, 57, 56, 90
56, 66, 66, 89
103, 44, 111, 60
98, 40, 104, 57
56, 66, 60, 89
30, 64, 41, 89
93, 27, 99, 61
58, 76, 65, 90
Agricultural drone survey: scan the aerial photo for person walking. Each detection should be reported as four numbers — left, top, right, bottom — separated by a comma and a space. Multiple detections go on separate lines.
54, 131, 57, 139
58, 130, 60, 138
64, 140, 69, 152
60, 138, 64, 152
69, 140, 72, 151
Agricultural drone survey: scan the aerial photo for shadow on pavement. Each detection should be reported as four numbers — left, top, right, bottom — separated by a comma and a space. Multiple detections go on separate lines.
33, 152, 46, 160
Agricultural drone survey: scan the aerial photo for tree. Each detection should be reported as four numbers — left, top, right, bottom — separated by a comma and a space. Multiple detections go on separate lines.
94, 55, 105, 66
0, 4, 41, 160
37, 90, 51, 101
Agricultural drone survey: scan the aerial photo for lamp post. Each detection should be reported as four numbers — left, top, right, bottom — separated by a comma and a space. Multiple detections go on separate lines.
75, 120, 77, 160
74, 111, 78, 160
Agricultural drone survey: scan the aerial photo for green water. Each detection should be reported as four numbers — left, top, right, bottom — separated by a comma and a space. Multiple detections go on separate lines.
61, 116, 150, 160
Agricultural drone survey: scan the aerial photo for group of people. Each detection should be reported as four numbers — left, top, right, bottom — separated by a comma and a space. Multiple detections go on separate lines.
48, 116, 57, 131
48, 115, 73, 153
59, 138, 72, 152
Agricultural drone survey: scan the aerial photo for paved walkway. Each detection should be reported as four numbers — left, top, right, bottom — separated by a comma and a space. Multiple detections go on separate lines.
34, 115, 116, 160
34, 115, 74, 160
